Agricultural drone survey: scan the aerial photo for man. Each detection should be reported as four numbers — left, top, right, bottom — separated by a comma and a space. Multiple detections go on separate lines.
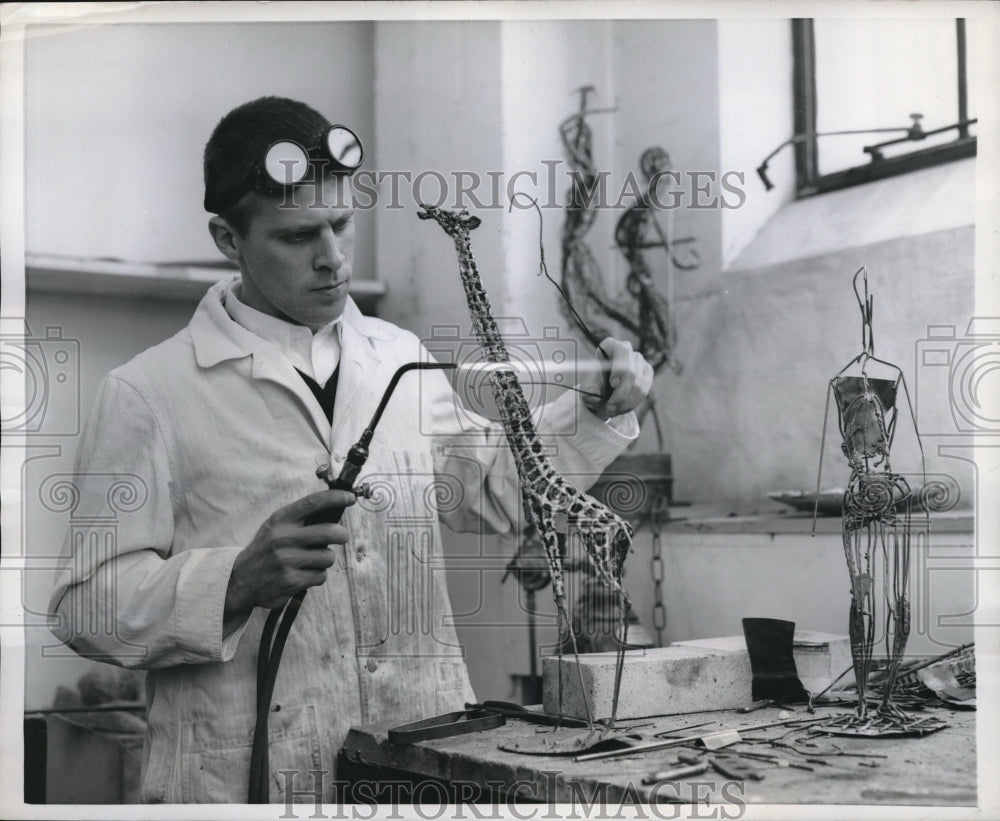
49, 97, 653, 803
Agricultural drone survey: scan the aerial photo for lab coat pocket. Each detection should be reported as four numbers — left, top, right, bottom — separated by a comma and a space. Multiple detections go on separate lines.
180, 704, 322, 803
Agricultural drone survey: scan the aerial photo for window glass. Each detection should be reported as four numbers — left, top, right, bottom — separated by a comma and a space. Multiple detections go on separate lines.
813, 19, 971, 176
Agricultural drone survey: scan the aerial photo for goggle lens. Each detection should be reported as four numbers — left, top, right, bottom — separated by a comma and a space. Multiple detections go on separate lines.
326, 126, 363, 170
264, 140, 310, 186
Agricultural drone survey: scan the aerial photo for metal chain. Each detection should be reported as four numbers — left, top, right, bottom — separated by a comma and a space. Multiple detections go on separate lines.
650, 500, 667, 645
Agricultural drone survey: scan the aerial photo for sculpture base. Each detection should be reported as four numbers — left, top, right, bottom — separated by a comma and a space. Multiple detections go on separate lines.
818, 709, 949, 738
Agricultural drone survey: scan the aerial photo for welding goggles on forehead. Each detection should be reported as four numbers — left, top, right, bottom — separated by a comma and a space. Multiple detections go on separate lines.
205, 123, 364, 214
256, 124, 363, 193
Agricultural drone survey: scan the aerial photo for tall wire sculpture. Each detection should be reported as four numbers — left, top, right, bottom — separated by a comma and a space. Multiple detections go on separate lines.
814, 268, 946, 736
558, 87, 698, 447
613, 145, 698, 378
558, 87, 631, 344
418, 204, 634, 736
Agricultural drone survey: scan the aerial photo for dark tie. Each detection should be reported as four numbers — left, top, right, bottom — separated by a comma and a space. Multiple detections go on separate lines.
296, 368, 339, 422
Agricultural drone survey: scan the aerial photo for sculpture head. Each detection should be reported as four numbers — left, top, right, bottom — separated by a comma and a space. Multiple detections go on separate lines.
417, 204, 481, 236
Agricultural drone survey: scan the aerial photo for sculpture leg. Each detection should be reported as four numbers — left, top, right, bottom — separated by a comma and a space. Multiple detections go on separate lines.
847, 594, 870, 719
844, 524, 875, 719
879, 525, 911, 717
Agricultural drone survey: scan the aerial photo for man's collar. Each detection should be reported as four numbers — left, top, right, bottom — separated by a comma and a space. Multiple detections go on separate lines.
223, 280, 341, 348
190, 276, 396, 369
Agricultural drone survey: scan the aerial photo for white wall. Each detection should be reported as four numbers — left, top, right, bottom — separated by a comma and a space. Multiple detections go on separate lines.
24, 21, 376, 274
500, 19, 615, 335
610, 20, 723, 286
372, 21, 505, 334
718, 18, 796, 267
624, 527, 976, 659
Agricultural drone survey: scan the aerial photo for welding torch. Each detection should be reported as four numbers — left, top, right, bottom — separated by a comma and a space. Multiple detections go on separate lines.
312, 361, 457, 498
248, 360, 455, 803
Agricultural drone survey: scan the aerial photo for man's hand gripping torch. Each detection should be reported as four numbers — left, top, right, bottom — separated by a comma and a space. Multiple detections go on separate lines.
249, 361, 455, 803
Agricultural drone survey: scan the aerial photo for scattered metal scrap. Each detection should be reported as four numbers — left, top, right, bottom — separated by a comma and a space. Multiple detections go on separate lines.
809, 642, 976, 716
572, 716, 827, 763
489, 707, 904, 785
814, 712, 947, 739
498, 727, 636, 757
642, 752, 765, 785
878, 642, 976, 709
642, 760, 710, 784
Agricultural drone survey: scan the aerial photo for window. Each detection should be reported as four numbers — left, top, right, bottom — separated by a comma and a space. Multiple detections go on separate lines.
792, 18, 976, 196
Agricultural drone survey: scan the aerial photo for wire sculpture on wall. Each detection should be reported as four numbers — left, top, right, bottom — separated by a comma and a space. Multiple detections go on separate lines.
613, 145, 699, 376
558, 86, 626, 346
418, 203, 634, 737
558, 87, 698, 447
814, 268, 947, 737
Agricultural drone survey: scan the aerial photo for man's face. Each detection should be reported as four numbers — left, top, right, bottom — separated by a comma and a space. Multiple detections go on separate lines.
225, 173, 355, 330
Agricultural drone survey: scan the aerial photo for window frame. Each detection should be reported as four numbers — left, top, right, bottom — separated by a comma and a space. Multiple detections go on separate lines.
792, 18, 977, 198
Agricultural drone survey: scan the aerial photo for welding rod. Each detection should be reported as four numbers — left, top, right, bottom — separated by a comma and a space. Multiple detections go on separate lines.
575, 733, 704, 763
653, 719, 715, 739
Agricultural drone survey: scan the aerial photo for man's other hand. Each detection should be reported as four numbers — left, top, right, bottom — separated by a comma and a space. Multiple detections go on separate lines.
580, 338, 654, 420
224, 489, 356, 618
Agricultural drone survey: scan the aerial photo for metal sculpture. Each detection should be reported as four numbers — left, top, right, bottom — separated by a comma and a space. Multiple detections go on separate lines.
558, 87, 698, 446
418, 204, 634, 730
558, 86, 628, 346
815, 268, 945, 735
613, 145, 698, 377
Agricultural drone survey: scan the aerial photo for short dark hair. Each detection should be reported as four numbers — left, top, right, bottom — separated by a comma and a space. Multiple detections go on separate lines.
203, 96, 331, 226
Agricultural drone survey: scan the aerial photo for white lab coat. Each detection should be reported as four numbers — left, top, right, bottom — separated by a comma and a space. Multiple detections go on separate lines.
49, 278, 637, 803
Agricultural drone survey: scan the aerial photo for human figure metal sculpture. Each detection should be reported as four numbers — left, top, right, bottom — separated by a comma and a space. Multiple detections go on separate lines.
613, 145, 698, 378
558, 86, 629, 346
815, 268, 945, 735
558, 89, 697, 447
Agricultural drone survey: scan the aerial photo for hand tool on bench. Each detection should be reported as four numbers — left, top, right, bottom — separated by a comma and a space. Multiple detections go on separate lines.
465, 700, 590, 728
388, 709, 505, 744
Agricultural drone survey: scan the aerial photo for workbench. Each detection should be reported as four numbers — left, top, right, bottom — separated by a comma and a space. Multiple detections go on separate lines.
339, 705, 976, 808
